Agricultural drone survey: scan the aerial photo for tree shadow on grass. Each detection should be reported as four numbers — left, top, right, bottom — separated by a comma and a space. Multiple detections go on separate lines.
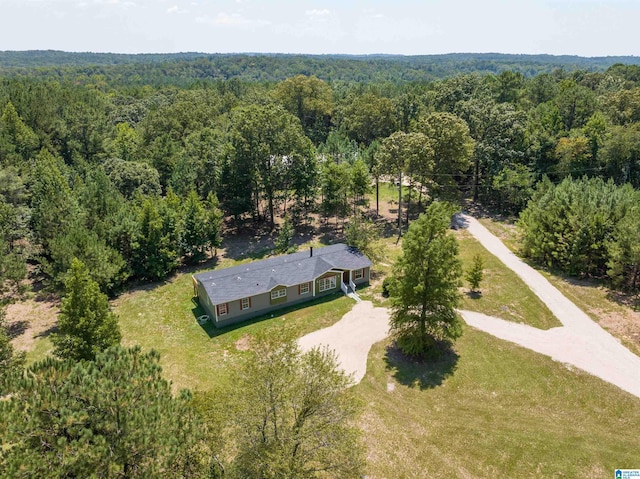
465, 291, 482, 300
35, 324, 58, 338
191, 292, 344, 339
5, 320, 29, 339
384, 342, 459, 390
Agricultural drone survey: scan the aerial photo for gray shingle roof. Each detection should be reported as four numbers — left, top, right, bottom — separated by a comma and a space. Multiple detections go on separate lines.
194, 243, 372, 304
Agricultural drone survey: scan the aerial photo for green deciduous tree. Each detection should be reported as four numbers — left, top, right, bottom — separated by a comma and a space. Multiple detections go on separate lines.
344, 212, 387, 264
51, 258, 121, 361
413, 112, 474, 194
0, 346, 213, 478
228, 104, 315, 228
601, 124, 640, 187
349, 158, 371, 213
321, 160, 351, 227
205, 192, 224, 257
376, 131, 433, 229
388, 202, 463, 357
455, 99, 526, 202
103, 157, 162, 198
273, 75, 334, 144
491, 164, 535, 214
339, 92, 398, 146
230, 335, 364, 479
104, 122, 141, 162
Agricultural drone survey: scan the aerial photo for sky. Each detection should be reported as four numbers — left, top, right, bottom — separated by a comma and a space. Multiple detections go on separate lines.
1, 0, 639, 57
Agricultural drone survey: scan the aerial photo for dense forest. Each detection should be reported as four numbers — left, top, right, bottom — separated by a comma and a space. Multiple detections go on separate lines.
2, 51, 640, 476
2, 51, 640, 85
0, 53, 640, 297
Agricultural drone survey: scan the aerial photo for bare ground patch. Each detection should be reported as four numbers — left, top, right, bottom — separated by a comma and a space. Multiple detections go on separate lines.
234, 334, 251, 352
594, 308, 640, 356
5, 297, 59, 352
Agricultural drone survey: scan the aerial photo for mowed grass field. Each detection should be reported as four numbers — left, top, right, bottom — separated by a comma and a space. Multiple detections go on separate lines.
457, 230, 560, 330
19, 212, 640, 477
358, 330, 640, 478
113, 265, 354, 392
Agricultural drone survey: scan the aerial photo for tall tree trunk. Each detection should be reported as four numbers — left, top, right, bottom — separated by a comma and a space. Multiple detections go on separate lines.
473, 155, 480, 202
268, 193, 275, 230
398, 171, 403, 232
376, 178, 379, 215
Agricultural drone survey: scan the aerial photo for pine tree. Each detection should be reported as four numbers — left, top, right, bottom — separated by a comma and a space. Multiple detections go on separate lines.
389, 202, 463, 357
0, 307, 25, 395
466, 253, 485, 293
51, 258, 121, 361
275, 216, 295, 254
205, 192, 224, 257
0, 346, 214, 477
133, 198, 178, 280
181, 190, 209, 263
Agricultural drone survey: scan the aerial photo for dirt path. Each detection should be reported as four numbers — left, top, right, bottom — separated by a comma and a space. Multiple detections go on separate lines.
456, 213, 640, 399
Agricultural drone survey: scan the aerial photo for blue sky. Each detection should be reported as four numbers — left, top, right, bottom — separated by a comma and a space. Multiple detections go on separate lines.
1, 0, 639, 56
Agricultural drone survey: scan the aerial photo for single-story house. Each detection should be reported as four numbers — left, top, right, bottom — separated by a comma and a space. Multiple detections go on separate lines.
192, 243, 372, 327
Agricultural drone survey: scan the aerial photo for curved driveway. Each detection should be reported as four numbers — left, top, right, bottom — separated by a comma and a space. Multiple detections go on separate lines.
298, 213, 640, 399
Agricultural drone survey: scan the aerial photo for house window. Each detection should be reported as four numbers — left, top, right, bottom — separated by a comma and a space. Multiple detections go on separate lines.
217, 303, 228, 316
318, 275, 336, 292
271, 288, 287, 300
299, 282, 310, 295
353, 269, 364, 280
241, 297, 250, 310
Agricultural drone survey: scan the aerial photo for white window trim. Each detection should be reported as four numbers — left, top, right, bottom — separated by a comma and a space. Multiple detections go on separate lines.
300, 282, 310, 295
241, 297, 250, 310
318, 275, 337, 292
271, 288, 287, 300
353, 268, 364, 280
218, 303, 228, 316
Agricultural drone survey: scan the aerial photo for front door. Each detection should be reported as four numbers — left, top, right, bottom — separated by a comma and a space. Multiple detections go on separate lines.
342, 271, 349, 284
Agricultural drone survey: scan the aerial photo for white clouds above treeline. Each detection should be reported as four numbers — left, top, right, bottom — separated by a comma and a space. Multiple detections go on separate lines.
1, 0, 639, 56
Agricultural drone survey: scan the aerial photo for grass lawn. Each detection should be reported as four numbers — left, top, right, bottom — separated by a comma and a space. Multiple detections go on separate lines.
25, 335, 52, 364
16, 209, 640, 477
457, 230, 560, 330
477, 216, 640, 355
477, 216, 521, 252
113, 264, 354, 392
358, 328, 640, 478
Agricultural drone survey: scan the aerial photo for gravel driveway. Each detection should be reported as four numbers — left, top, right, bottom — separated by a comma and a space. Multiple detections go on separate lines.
456, 213, 640, 399
298, 301, 390, 384
298, 213, 640, 397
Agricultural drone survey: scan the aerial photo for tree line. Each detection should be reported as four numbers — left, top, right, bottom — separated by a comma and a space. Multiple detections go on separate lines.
2, 51, 640, 86
3, 61, 640, 297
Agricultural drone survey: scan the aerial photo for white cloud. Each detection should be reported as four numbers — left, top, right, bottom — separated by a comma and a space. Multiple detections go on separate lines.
306, 9, 330, 17
167, 5, 188, 14
196, 12, 270, 27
